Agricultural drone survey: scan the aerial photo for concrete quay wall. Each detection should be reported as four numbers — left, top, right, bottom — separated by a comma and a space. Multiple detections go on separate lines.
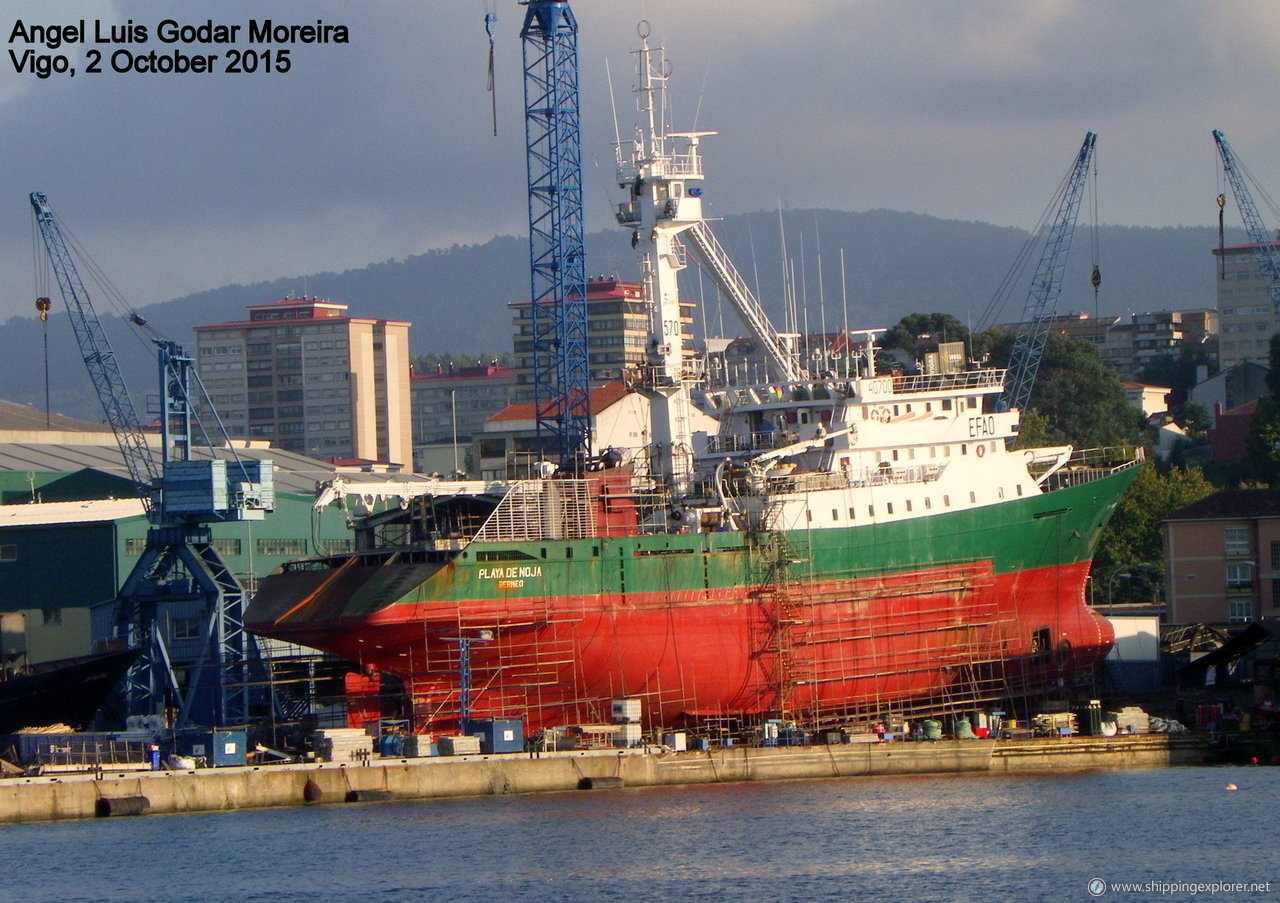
0, 735, 1207, 824
990, 735, 1208, 772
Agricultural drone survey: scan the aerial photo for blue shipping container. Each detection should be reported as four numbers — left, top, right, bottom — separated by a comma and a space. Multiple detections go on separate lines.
465, 718, 524, 754
175, 730, 247, 767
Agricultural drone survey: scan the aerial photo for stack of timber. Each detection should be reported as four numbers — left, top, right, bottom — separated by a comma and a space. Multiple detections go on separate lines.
313, 728, 371, 763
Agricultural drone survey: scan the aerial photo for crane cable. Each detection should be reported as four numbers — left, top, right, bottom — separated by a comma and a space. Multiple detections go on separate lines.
1218, 192, 1227, 282
1089, 143, 1101, 319
485, 4, 498, 137
32, 216, 52, 428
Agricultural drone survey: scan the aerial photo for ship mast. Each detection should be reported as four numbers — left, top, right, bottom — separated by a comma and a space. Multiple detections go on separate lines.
615, 22, 710, 495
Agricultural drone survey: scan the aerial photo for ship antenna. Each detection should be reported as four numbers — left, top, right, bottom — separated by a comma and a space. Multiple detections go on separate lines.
840, 247, 850, 379
800, 232, 810, 361
606, 57, 622, 154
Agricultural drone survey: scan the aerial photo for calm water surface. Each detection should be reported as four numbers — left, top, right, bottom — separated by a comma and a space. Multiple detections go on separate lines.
7, 766, 1277, 902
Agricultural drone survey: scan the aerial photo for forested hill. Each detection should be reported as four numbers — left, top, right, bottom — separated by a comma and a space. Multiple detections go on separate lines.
1, 208, 1235, 421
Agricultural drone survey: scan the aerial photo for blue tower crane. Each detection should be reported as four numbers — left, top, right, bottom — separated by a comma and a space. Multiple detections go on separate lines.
29, 193, 159, 501
520, 0, 591, 472
30, 192, 274, 729
1000, 132, 1097, 417
1212, 129, 1280, 313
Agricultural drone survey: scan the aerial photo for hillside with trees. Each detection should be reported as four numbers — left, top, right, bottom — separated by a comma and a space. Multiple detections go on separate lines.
3, 209, 1234, 421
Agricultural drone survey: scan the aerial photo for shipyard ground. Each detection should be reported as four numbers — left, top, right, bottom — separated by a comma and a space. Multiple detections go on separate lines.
0, 734, 1211, 824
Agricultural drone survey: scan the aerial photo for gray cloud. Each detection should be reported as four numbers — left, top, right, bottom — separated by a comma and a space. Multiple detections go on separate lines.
3, 0, 1279, 323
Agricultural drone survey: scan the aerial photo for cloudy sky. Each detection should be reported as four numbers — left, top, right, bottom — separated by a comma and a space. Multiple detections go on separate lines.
3, 0, 1279, 323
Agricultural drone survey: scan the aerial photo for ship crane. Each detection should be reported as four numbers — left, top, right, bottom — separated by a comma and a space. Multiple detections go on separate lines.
1212, 129, 1280, 314
998, 132, 1097, 420
30, 191, 274, 729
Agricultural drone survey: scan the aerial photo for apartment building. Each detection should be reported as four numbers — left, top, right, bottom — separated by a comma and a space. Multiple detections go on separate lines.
1215, 241, 1279, 370
509, 277, 695, 399
195, 297, 412, 465
1164, 490, 1280, 625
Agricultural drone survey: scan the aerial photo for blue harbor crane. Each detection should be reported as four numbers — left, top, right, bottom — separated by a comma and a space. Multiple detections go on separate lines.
1212, 129, 1280, 312
999, 132, 1097, 418
520, 0, 591, 472
30, 191, 274, 729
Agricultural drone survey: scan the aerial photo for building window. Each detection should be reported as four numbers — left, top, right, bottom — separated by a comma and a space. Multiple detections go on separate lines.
211, 538, 242, 557
1226, 563, 1253, 591
1224, 527, 1250, 557
257, 538, 307, 557
1271, 540, 1280, 571
171, 616, 203, 641
125, 538, 147, 555
321, 539, 355, 555
0, 544, 15, 562
1228, 598, 1252, 624
42, 608, 61, 625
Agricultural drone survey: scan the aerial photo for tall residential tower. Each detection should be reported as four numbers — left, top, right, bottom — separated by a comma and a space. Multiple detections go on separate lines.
196, 297, 412, 465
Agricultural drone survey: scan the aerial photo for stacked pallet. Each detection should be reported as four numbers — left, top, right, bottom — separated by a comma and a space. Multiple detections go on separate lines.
401, 736, 433, 757
314, 728, 372, 763
1107, 706, 1150, 734
436, 735, 481, 756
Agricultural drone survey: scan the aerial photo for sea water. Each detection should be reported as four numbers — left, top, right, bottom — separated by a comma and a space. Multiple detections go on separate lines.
6, 766, 1276, 902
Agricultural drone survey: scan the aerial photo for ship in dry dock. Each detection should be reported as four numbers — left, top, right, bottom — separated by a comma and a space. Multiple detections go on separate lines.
246, 26, 1140, 739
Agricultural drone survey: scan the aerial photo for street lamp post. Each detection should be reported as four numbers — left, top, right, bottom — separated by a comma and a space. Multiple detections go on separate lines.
1107, 571, 1131, 607
1107, 562, 1154, 607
